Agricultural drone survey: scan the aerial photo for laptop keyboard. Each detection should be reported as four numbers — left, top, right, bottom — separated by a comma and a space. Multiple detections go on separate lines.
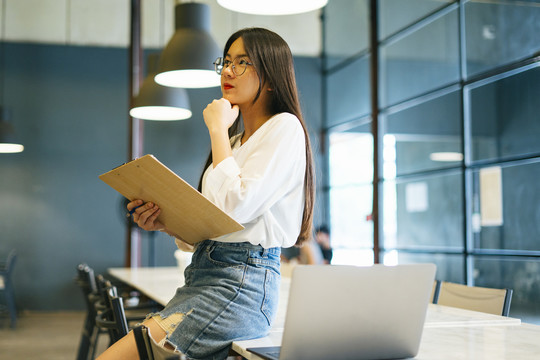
247, 346, 281, 360
267, 350, 281, 358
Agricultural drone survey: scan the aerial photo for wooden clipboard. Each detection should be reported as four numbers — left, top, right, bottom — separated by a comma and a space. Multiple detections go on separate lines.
99, 154, 244, 244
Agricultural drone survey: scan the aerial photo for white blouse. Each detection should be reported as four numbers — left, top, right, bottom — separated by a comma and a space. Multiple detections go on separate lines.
202, 112, 306, 249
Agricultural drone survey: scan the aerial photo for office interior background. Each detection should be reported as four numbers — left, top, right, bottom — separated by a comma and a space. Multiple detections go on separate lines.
1, 0, 539, 325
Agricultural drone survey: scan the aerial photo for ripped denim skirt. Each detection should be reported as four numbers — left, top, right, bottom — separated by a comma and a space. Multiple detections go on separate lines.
147, 240, 281, 360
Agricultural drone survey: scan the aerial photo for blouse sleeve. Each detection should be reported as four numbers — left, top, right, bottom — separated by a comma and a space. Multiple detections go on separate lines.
202, 115, 306, 224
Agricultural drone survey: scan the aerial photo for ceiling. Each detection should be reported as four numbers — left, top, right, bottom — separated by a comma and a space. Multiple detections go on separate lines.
0, 0, 322, 57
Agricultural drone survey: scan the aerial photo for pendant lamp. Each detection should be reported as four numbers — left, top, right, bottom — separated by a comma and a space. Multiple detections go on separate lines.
0, 108, 24, 154
130, 54, 192, 121
155, 2, 221, 88
217, 0, 328, 15
1, 10, 23, 154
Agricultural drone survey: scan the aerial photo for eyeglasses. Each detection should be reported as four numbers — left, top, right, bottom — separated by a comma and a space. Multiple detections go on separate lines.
214, 57, 253, 76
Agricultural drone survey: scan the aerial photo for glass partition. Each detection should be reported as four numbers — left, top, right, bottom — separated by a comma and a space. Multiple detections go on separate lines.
323, 0, 540, 325
328, 122, 374, 265
464, 0, 540, 78
382, 89, 462, 177
470, 159, 540, 252
466, 64, 540, 163
324, 0, 369, 69
378, 0, 454, 40
326, 55, 371, 127
379, 9, 459, 107
382, 251, 464, 284
382, 170, 464, 250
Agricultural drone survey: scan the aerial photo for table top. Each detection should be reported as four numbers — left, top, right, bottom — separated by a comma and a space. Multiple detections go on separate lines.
233, 322, 540, 360
109, 266, 183, 306
109, 266, 539, 359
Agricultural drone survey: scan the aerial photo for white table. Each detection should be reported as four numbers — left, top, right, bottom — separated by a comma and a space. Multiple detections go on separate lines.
109, 266, 540, 359
232, 305, 538, 360
108, 266, 183, 306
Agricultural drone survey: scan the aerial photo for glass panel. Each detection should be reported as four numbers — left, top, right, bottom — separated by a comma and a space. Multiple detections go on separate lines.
332, 249, 374, 266
382, 251, 464, 284
328, 123, 374, 266
464, 0, 540, 78
329, 184, 374, 255
329, 122, 373, 187
379, 9, 459, 107
324, 0, 369, 69
473, 256, 540, 325
382, 170, 464, 250
378, 0, 454, 40
382, 90, 462, 177
326, 55, 371, 127
470, 160, 540, 251
467, 64, 540, 163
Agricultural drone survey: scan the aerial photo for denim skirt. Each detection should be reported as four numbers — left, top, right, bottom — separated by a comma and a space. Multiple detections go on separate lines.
149, 240, 281, 360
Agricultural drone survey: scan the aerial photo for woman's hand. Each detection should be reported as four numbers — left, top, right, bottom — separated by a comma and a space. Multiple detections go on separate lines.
127, 199, 165, 232
203, 98, 239, 134
203, 98, 238, 168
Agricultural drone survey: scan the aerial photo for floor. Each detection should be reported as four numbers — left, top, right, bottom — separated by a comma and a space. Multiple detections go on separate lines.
0, 311, 109, 360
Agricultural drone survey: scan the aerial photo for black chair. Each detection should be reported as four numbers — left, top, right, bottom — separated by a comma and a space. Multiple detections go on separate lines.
133, 325, 240, 360
95, 285, 130, 345
95, 274, 157, 326
76, 264, 165, 359
95, 276, 162, 347
0, 249, 18, 329
75, 264, 105, 360
133, 325, 183, 360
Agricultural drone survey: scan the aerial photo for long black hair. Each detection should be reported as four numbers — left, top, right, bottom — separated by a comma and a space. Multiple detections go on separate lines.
198, 27, 315, 246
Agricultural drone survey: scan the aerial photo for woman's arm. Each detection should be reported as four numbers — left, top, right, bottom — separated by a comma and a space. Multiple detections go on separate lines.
203, 114, 306, 224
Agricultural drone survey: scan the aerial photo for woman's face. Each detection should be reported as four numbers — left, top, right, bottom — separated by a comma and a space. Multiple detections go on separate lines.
220, 37, 261, 107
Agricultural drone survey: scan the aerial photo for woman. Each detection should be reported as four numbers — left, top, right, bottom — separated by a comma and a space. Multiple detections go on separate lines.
97, 27, 315, 360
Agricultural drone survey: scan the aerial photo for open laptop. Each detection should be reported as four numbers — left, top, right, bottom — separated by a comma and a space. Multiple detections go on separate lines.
247, 263, 436, 360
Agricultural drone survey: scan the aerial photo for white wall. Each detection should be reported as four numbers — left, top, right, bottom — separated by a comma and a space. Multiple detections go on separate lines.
0, 0, 322, 56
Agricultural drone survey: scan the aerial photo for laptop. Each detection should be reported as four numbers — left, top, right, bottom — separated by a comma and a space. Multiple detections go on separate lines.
247, 263, 436, 360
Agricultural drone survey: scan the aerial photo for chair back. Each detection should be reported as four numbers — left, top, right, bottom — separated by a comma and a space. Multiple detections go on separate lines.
95, 285, 129, 344
76, 263, 104, 360
0, 249, 17, 328
435, 281, 513, 316
76, 264, 98, 309
133, 325, 184, 360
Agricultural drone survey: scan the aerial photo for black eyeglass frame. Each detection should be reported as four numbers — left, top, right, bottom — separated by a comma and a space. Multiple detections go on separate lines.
213, 57, 253, 76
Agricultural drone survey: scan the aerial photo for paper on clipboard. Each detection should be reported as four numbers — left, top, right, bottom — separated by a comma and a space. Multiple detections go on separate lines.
99, 154, 244, 244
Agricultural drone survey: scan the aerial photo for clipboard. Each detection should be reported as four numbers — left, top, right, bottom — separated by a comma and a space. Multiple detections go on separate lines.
99, 154, 244, 244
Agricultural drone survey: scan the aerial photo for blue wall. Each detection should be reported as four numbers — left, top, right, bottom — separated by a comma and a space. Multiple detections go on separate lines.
0, 43, 322, 311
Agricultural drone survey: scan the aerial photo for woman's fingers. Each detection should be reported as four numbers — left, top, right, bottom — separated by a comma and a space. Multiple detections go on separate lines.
134, 203, 157, 223
203, 98, 239, 132
127, 199, 143, 212
129, 201, 163, 231
139, 206, 160, 226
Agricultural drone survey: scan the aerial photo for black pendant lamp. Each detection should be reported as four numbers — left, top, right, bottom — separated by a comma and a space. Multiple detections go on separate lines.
130, 54, 192, 121
0, 108, 24, 154
155, 2, 221, 89
1, 11, 23, 154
